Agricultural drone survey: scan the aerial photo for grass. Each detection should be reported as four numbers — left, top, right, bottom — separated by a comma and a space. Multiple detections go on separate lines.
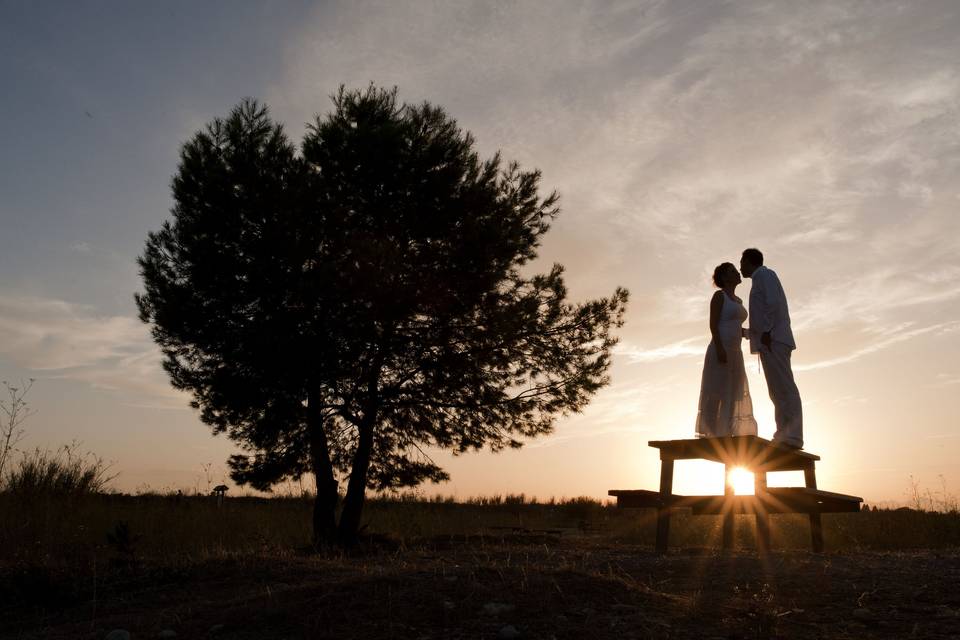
2, 442, 116, 498
2, 445, 959, 638
3, 443, 956, 563
2, 489, 959, 639
2, 490, 959, 572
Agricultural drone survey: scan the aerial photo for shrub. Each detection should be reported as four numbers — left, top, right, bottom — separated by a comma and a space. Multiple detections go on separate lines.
2, 443, 115, 497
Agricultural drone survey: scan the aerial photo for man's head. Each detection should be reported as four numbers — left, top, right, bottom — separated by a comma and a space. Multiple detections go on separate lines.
740, 248, 763, 278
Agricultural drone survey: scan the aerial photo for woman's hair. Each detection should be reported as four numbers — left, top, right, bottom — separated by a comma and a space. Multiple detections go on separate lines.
712, 262, 736, 287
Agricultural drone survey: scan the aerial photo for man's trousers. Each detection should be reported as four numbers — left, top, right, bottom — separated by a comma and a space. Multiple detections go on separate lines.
759, 341, 803, 448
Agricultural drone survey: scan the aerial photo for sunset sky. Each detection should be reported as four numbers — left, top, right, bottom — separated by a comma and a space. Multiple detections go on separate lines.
2, 1, 958, 505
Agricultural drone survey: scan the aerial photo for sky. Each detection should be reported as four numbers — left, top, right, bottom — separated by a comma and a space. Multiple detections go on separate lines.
1, 0, 959, 505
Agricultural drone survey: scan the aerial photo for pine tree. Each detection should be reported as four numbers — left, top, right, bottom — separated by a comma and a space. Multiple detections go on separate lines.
137, 86, 628, 545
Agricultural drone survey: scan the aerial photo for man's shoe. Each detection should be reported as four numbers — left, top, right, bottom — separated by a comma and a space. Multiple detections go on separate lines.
771, 438, 802, 450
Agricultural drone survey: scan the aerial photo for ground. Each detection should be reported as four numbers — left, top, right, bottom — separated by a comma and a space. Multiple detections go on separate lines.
4, 537, 959, 640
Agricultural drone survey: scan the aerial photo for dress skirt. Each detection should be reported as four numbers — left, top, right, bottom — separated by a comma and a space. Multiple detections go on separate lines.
695, 338, 758, 438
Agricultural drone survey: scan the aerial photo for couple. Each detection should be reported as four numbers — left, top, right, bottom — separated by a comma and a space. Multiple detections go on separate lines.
694, 248, 803, 449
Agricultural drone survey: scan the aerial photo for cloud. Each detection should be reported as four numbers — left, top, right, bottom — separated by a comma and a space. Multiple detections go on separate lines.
0, 294, 186, 406
615, 336, 704, 364
791, 268, 960, 334
795, 321, 960, 371
274, 2, 960, 318
932, 373, 960, 388
525, 374, 677, 449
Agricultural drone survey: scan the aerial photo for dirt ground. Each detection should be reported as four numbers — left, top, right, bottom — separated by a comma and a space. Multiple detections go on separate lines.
3, 537, 959, 639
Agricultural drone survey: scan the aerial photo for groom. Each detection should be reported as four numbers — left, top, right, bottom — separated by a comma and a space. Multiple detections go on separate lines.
740, 248, 803, 449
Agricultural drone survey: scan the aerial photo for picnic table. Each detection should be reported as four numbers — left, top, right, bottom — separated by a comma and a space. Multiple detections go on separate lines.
609, 435, 862, 552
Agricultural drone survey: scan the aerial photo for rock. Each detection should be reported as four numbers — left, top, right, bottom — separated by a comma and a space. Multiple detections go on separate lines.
498, 625, 521, 639
158, 631, 178, 639
852, 608, 872, 621
209, 624, 226, 634
105, 631, 131, 640
483, 602, 516, 616
443, 600, 456, 611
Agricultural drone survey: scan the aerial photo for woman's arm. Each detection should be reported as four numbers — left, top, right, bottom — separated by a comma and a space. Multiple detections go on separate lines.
710, 290, 727, 364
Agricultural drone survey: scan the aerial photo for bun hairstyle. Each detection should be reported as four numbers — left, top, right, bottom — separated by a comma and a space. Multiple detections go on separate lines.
712, 262, 735, 288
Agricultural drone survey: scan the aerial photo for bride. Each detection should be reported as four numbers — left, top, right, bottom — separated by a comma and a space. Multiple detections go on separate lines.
695, 262, 758, 438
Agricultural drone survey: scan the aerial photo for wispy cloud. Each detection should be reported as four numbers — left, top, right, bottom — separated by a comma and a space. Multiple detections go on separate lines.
792, 269, 960, 334
615, 337, 704, 364
277, 2, 960, 329
526, 375, 677, 449
0, 294, 185, 406
932, 373, 960, 388
796, 321, 960, 371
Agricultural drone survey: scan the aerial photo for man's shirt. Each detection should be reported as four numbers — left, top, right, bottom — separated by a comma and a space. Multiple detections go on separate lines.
748, 265, 796, 353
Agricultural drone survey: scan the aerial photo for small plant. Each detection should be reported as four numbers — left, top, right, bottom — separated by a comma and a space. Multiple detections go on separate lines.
2, 442, 116, 496
0, 378, 36, 478
906, 475, 959, 513
733, 582, 779, 639
106, 520, 141, 569
106, 520, 139, 555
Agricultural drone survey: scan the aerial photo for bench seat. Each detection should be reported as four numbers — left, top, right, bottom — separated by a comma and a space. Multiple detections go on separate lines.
608, 487, 862, 514
648, 435, 820, 472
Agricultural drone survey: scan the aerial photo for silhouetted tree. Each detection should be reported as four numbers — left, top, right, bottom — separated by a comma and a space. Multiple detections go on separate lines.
137, 86, 628, 546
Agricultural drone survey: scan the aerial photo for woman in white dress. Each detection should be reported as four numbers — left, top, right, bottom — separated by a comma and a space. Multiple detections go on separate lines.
695, 262, 758, 438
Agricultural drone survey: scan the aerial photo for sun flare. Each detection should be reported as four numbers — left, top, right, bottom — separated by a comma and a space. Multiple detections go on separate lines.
728, 467, 755, 495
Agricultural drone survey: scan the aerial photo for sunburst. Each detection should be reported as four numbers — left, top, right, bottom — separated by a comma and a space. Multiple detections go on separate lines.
728, 466, 755, 495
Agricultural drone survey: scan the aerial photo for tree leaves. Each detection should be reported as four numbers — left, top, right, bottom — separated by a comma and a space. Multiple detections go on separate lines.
137, 87, 628, 527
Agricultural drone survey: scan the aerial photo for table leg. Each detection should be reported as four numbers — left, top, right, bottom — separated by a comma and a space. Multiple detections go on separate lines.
804, 464, 824, 552
754, 471, 770, 553
722, 464, 734, 550
655, 458, 674, 553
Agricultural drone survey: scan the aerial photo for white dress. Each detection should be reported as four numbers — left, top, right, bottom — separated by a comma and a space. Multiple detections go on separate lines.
695, 292, 758, 438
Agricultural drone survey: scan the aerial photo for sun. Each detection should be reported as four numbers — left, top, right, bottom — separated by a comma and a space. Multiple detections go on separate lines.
728, 467, 755, 495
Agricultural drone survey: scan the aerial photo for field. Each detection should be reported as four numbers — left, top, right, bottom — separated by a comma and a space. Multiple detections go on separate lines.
2, 493, 960, 639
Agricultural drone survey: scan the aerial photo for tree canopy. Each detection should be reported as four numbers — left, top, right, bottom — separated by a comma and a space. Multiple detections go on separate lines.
137, 86, 628, 544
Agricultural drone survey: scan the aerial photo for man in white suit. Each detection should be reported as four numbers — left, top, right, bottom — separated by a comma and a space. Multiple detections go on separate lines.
740, 248, 803, 448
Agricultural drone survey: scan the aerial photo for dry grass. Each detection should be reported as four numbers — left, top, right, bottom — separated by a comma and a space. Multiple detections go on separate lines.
2, 492, 960, 639
2, 490, 959, 572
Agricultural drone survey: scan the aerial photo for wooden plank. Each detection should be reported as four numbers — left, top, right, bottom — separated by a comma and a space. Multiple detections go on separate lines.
722, 465, 734, 550
655, 459, 674, 553
647, 436, 819, 472
608, 489, 663, 508
608, 487, 862, 514
805, 465, 825, 552
755, 471, 770, 553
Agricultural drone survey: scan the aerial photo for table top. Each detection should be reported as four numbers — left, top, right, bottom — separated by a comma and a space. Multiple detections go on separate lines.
648, 435, 819, 471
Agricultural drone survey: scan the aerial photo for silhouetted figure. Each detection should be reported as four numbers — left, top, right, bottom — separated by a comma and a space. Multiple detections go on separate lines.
740, 248, 803, 448
695, 263, 758, 437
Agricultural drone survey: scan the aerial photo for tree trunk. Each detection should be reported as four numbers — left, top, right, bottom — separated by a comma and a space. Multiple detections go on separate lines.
307, 387, 339, 548
337, 415, 375, 545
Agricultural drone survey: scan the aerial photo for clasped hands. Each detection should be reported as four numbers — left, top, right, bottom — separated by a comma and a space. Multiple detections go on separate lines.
717, 329, 771, 365
740, 328, 771, 347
